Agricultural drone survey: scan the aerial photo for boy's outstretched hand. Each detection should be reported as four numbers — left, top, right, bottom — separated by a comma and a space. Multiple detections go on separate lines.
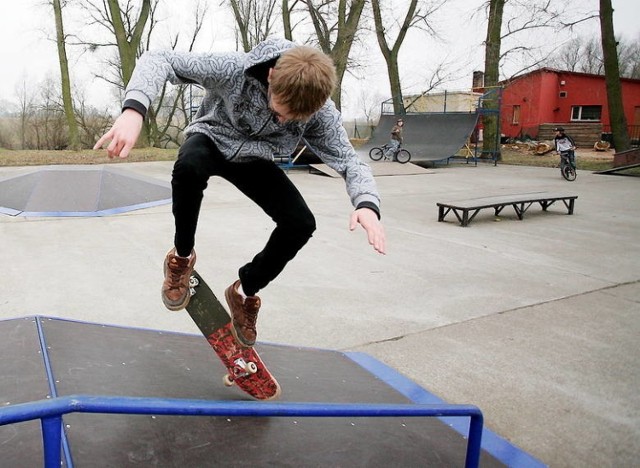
93, 109, 144, 159
350, 208, 386, 255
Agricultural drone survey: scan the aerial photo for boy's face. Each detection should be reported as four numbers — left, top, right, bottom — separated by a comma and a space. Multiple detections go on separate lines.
267, 68, 295, 123
268, 90, 296, 124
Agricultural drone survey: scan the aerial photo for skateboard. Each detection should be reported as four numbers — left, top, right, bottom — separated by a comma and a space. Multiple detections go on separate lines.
185, 270, 281, 400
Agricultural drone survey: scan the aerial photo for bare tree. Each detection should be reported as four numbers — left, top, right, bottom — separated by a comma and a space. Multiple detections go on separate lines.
227, 0, 279, 51
282, 0, 306, 40
16, 79, 36, 150
304, 0, 366, 111
599, 0, 630, 151
549, 35, 640, 78
52, 0, 81, 149
147, 1, 209, 147
370, 0, 446, 115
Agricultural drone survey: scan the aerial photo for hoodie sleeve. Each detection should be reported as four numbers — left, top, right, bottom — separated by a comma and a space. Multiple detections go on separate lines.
302, 100, 381, 215
122, 50, 242, 117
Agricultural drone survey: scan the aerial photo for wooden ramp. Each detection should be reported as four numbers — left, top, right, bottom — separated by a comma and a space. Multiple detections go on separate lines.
594, 148, 640, 176
309, 162, 434, 178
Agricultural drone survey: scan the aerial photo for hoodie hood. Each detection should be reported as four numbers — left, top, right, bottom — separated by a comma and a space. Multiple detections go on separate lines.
244, 37, 297, 76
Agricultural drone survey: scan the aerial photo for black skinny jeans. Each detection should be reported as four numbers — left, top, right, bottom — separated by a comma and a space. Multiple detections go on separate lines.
172, 133, 316, 296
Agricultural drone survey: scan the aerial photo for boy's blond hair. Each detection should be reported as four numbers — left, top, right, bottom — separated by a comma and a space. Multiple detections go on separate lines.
270, 46, 337, 120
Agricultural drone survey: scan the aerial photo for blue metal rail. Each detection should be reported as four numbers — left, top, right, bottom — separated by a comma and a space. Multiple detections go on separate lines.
0, 395, 484, 468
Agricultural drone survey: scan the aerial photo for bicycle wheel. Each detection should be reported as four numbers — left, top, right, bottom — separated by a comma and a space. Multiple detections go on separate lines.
396, 149, 411, 164
561, 163, 577, 181
369, 147, 384, 161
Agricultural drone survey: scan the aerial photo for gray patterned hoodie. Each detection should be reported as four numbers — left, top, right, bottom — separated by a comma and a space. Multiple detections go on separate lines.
123, 37, 380, 215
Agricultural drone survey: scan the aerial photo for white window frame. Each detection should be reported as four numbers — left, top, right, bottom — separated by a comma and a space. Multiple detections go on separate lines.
571, 105, 602, 121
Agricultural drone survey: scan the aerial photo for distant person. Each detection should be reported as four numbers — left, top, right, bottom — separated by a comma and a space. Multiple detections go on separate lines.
387, 118, 404, 160
554, 127, 576, 168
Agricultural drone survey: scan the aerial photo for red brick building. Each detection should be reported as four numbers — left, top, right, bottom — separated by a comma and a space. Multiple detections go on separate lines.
499, 68, 640, 145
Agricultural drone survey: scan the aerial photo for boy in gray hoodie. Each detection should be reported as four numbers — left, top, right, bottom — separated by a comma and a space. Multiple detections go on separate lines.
95, 38, 385, 347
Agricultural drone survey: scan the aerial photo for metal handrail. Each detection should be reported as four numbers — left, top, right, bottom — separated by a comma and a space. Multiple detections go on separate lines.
0, 395, 484, 468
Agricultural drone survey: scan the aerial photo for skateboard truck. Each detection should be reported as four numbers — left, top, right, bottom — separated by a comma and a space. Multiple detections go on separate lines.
189, 275, 199, 296
223, 358, 258, 387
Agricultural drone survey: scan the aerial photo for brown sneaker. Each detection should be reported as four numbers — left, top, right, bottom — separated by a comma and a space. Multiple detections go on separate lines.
225, 280, 260, 347
161, 248, 196, 311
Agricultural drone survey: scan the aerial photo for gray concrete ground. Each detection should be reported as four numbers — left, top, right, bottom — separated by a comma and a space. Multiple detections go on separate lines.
1, 158, 639, 467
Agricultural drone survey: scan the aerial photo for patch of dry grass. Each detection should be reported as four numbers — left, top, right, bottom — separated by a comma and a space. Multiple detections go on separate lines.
0, 147, 177, 167
499, 146, 615, 172
0, 144, 627, 173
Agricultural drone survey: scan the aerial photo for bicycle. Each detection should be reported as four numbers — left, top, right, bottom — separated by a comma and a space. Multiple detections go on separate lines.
369, 144, 411, 164
559, 150, 577, 181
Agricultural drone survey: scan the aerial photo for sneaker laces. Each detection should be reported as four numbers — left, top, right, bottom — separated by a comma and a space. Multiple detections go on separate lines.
166, 257, 190, 287
242, 297, 261, 331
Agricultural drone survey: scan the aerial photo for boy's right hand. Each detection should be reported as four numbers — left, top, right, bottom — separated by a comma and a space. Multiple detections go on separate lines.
93, 108, 144, 159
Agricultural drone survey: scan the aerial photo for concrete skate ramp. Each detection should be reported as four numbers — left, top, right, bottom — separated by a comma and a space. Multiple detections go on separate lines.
366, 113, 478, 162
0, 165, 171, 217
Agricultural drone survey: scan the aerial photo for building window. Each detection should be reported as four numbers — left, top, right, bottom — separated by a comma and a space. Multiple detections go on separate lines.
559, 91, 567, 98
571, 105, 602, 121
511, 105, 521, 124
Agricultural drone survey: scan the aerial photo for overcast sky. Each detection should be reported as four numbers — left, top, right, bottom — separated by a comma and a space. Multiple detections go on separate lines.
0, 0, 637, 120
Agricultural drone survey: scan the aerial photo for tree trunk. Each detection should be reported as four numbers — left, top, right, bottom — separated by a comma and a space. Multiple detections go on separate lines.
482, 0, 505, 159
371, 0, 418, 115
106, 0, 151, 87
52, 0, 80, 150
282, 0, 293, 40
599, 0, 630, 151
306, 0, 366, 111
105, 0, 151, 144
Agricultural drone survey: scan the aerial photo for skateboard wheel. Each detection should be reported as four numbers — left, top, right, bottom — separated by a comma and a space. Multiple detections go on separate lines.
189, 276, 199, 287
223, 374, 234, 387
246, 362, 258, 374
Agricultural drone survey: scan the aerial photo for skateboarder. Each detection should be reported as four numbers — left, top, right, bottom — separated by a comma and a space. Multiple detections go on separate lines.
94, 38, 386, 348
387, 118, 404, 160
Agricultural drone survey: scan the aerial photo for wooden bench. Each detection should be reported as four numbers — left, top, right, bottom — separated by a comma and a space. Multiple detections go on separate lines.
437, 192, 578, 227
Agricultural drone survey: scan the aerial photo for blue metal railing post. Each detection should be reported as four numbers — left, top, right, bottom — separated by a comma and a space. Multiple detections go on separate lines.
465, 413, 484, 468
41, 415, 63, 468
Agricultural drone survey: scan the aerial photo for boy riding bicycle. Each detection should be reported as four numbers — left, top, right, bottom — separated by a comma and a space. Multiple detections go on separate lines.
554, 127, 576, 168
386, 118, 404, 160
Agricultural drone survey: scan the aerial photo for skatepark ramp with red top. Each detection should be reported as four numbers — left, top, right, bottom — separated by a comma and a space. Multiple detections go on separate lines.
364, 113, 479, 163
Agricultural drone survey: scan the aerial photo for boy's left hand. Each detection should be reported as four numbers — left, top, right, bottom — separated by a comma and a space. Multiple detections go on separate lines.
350, 208, 386, 255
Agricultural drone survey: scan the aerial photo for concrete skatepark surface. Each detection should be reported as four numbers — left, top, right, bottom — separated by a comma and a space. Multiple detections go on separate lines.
1, 158, 638, 467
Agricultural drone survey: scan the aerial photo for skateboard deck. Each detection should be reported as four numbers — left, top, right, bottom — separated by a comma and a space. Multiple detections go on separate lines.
185, 270, 281, 400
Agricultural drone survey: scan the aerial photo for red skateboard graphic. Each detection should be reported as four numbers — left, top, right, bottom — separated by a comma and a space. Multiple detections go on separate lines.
186, 271, 281, 400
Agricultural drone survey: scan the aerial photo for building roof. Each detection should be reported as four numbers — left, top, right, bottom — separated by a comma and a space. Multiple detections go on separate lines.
500, 67, 640, 86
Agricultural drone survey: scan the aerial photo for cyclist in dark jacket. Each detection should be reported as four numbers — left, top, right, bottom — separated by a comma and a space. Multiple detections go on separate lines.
387, 118, 404, 160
